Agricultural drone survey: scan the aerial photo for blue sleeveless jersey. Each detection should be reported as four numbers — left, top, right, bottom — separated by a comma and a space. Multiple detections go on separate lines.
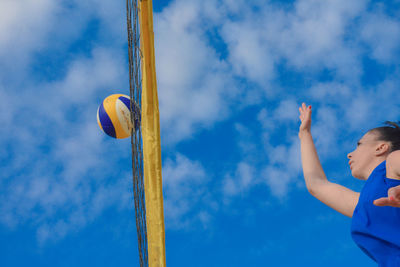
351, 161, 400, 266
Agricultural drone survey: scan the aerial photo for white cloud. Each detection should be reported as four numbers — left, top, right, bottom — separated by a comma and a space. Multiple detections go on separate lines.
221, 19, 276, 86
312, 105, 342, 156
0, 0, 57, 72
273, 99, 299, 122
154, 0, 400, 145
56, 47, 126, 104
223, 106, 303, 200
0, 109, 132, 241
257, 108, 274, 131
361, 11, 400, 64
162, 153, 215, 229
0, 0, 126, 82
219, 0, 367, 85
308, 78, 400, 136
0, 44, 130, 243
155, 0, 238, 144
223, 162, 256, 197
233, 123, 260, 156
221, 134, 302, 201
374, 78, 400, 121
0, 86, 15, 128
344, 95, 374, 131
279, 0, 365, 73
262, 136, 302, 198
309, 82, 352, 103
262, 166, 292, 198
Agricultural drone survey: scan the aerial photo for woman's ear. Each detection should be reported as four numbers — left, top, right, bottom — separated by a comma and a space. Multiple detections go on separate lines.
376, 142, 390, 156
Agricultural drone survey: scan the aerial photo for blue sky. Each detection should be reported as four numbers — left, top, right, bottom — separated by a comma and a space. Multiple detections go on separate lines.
1, 0, 400, 266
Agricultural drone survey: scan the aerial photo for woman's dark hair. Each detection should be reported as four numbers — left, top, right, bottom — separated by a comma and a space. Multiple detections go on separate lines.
370, 121, 400, 152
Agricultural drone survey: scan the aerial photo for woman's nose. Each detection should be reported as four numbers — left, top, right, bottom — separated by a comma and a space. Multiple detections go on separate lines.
347, 152, 352, 159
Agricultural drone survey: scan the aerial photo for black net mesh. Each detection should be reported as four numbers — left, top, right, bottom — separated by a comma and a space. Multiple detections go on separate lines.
126, 0, 149, 266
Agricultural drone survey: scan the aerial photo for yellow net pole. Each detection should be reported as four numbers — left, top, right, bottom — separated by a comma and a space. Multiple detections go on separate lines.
138, 0, 167, 266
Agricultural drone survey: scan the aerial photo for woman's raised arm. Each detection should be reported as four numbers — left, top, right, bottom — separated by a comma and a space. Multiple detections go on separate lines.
299, 103, 359, 218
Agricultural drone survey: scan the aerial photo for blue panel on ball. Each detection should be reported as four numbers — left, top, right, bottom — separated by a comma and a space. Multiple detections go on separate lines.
119, 96, 131, 110
99, 102, 116, 138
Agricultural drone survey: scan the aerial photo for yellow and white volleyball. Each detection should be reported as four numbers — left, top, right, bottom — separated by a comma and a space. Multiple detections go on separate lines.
97, 94, 133, 139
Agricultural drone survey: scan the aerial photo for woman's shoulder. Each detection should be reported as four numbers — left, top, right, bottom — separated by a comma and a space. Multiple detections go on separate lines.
386, 150, 400, 180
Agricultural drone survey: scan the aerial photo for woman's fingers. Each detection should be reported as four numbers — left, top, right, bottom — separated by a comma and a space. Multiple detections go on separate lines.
374, 186, 400, 207
299, 103, 313, 129
298, 103, 312, 136
299, 103, 308, 114
373, 196, 400, 207
373, 197, 391, 206
300, 103, 311, 112
299, 105, 306, 122
299, 104, 311, 117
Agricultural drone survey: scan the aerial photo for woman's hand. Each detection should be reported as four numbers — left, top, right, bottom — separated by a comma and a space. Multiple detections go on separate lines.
373, 185, 400, 207
298, 102, 312, 139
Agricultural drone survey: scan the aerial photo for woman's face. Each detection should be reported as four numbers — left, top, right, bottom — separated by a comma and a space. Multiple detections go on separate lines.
347, 131, 381, 180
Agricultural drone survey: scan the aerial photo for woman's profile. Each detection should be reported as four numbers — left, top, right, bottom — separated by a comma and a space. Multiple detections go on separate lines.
298, 102, 400, 266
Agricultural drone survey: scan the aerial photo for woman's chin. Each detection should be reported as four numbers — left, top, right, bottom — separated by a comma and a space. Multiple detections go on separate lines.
351, 170, 364, 180
354, 174, 367, 180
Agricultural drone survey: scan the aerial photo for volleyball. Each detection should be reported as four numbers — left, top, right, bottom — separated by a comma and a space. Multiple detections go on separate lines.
97, 94, 133, 139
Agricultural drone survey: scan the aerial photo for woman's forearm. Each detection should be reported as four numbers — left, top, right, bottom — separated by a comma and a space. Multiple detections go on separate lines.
300, 131, 328, 193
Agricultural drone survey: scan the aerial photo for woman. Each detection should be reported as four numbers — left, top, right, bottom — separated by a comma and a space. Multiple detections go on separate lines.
298, 103, 400, 266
